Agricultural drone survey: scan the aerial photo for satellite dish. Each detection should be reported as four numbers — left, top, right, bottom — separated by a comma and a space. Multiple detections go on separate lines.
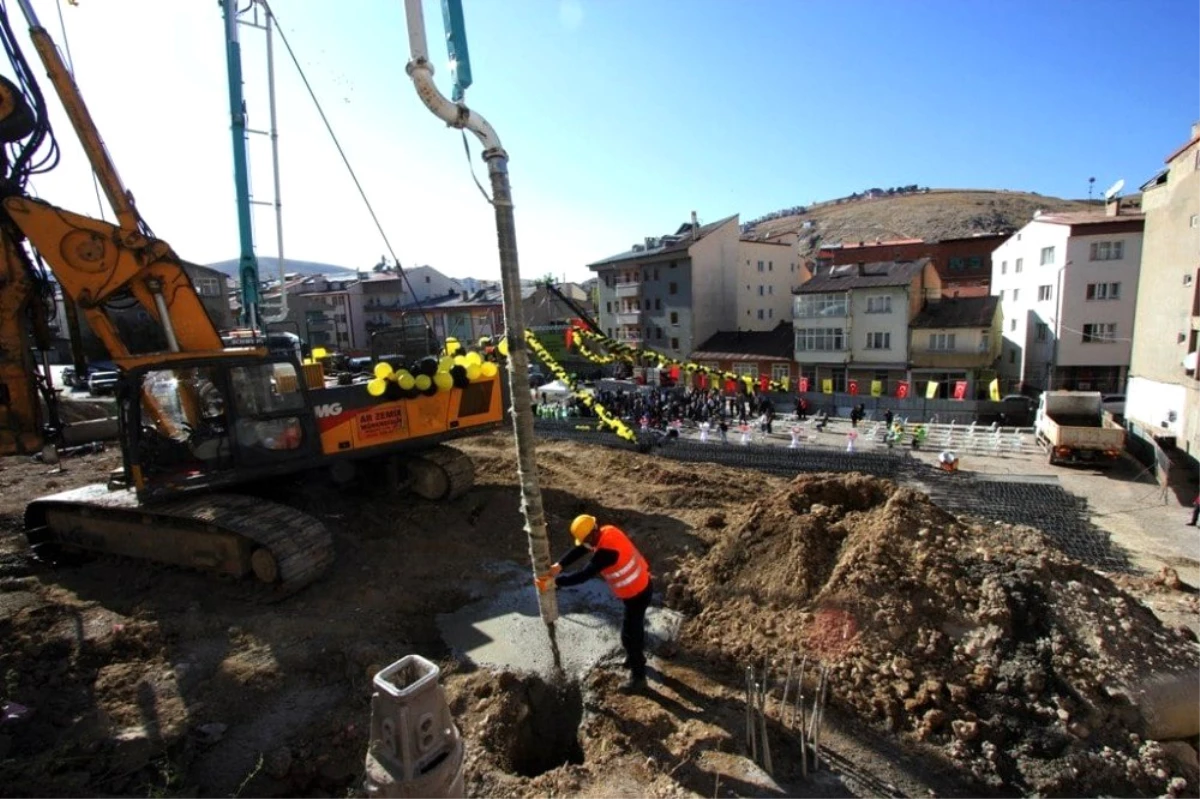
1103, 179, 1125, 201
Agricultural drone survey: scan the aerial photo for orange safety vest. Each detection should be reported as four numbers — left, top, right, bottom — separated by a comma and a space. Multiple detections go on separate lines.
595, 525, 651, 600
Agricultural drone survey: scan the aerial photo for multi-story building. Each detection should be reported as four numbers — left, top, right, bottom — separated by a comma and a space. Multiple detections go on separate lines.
294, 276, 366, 352
991, 204, 1144, 393
360, 265, 465, 339
792, 259, 941, 392
816, 233, 1010, 298
1126, 122, 1200, 461
909, 296, 1003, 398
588, 213, 805, 358
691, 322, 797, 386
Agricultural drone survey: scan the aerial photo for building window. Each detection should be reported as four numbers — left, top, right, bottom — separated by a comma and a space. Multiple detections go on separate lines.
758, 285, 765, 296
644, 299, 651, 310
771, 363, 789, 382
605, 301, 612, 313
654, 268, 660, 280
1012, 288, 1020, 302
865, 331, 891, 349
757, 309, 765, 320
1190, 214, 1199, 228
425, 276, 431, 283
1040, 246, 1055, 266
671, 337, 679, 349
1001, 260, 1007, 275
969, 256, 982, 270
757, 260, 764, 272
655, 298, 662, 310
193, 276, 220, 296
768, 285, 773, 295
795, 327, 846, 351
948, 257, 964, 272
1082, 322, 1116, 343
1038, 285, 1052, 302
865, 295, 892, 314
1088, 241, 1124, 261
1015, 258, 1023, 273
929, 333, 956, 351
669, 282, 678, 295
670, 311, 679, 324
732, 362, 757, 379
656, 327, 663, 340
768, 308, 773, 319
795, 293, 848, 317
1010, 319, 1017, 331
1009, 350, 1016, 364
1035, 323, 1048, 342
1086, 282, 1121, 300
1000, 290, 1005, 301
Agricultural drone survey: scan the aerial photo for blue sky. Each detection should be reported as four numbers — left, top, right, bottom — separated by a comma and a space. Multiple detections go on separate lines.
15, 0, 1199, 284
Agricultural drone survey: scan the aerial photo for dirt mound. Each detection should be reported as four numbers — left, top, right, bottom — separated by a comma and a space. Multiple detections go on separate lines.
669, 473, 1200, 796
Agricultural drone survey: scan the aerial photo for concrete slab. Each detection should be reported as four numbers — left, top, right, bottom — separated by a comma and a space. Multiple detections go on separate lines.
437, 562, 683, 681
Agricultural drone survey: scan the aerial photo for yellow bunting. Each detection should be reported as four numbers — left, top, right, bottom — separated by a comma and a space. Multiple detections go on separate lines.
397, 371, 415, 391
438, 356, 455, 373
466, 363, 481, 381
465, 351, 482, 368
498, 337, 509, 357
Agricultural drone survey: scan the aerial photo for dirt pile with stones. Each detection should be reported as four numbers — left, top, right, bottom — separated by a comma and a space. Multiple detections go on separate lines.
666, 473, 1200, 796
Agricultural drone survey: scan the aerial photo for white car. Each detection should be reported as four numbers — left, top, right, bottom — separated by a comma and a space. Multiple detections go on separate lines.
87, 370, 120, 396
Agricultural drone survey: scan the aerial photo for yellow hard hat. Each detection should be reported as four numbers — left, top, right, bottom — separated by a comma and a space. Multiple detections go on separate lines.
570, 514, 597, 545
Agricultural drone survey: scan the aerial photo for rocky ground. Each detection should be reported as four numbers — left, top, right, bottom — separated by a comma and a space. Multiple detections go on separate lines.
1, 432, 1198, 797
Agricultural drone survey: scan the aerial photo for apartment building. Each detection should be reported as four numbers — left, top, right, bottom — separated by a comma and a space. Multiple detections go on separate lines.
991, 205, 1144, 393
1126, 122, 1200, 460
909, 296, 1003, 398
792, 259, 941, 393
816, 233, 1009, 298
295, 277, 366, 351
588, 214, 805, 358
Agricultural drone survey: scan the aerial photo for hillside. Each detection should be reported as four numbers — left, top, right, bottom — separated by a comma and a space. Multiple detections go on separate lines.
744, 189, 1101, 259
204, 256, 361, 280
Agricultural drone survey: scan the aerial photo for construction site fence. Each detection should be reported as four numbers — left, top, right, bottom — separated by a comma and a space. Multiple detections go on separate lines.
792, 392, 1025, 425
1124, 418, 1172, 488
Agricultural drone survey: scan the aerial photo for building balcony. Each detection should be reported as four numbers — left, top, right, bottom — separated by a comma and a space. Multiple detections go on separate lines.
614, 282, 640, 299
615, 311, 641, 325
615, 328, 642, 344
305, 318, 332, 331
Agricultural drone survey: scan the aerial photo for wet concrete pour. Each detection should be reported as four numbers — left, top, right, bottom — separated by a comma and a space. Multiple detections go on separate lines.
438, 563, 682, 681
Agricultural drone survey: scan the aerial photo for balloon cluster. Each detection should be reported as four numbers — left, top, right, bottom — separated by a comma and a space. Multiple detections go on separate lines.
364, 349, 499, 400
566, 329, 617, 364
572, 328, 792, 395
525, 330, 637, 444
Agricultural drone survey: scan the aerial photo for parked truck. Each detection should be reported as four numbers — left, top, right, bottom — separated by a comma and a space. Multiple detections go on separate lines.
1035, 391, 1126, 466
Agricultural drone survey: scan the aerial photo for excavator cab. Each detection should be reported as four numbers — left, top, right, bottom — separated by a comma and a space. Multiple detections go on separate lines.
118, 354, 324, 500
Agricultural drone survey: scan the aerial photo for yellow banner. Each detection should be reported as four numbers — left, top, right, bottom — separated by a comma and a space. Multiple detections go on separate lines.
989, 378, 1001, 401
925, 380, 939, 400
870, 380, 882, 398
821, 379, 833, 394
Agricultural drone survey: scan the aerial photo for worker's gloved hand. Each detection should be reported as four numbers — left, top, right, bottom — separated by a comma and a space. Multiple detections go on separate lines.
550, 563, 563, 577
534, 573, 555, 593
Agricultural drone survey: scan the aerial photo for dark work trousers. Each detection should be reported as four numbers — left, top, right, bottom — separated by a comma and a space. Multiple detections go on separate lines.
621, 581, 653, 678
1191, 504, 1199, 525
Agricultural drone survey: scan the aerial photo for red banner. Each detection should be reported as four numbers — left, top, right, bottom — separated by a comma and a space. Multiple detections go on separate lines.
759, 374, 770, 393
847, 380, 859, 396
697, 372, 707, 389
799, 377, 809, 393
953, 380, 968, 400
725, 378, 736, 393
564, 323, 574, 349
896, 381, 910, 399
669, 365, 680, 381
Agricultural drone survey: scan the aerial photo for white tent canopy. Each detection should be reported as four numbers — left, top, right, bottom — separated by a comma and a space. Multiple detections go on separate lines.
535, 380, 572, 399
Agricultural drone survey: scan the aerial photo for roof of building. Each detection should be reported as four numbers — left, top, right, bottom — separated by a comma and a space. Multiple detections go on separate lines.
826, 237, 925, 250
910, 296, 1000, 329
1033, 210, 1145, 229
797, 258, 929, 293
691, 322, 795, 361
1165, 131, 1200, 164
588, 214, 738, 267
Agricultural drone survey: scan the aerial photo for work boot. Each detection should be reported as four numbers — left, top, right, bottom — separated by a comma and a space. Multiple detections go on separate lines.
619, 673, 646, 694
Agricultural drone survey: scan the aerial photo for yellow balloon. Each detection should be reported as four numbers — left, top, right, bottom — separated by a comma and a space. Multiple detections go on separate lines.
311, 347, 328, 360
374, 362, 394, 380
453, 355, 468, 368
367, 378, 387, 396
415, 374, 432, 391
497, 337, 509, 357
438, 356, 455, 373
466, 363, 481, 381
465, 351, 482, 368
397, 371, 415, 390
481, 362, 498, 378
434, 371, 454, 391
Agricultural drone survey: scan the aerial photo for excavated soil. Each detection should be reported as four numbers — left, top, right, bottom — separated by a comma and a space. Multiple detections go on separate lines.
0, 434, 1198, 798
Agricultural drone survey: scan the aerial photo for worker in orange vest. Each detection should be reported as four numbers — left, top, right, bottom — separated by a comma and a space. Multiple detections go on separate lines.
536, 514, 653, 693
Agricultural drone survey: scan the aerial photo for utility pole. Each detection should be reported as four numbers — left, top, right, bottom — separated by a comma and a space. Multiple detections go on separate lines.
402, 0, 560, 639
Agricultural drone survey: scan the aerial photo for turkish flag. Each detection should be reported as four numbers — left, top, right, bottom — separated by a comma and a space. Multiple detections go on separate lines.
759, 374, 770, 393
799, 377, 809, 393
564, 323, 574, 349
953, 380, 968, 400
896, 382, 910, 399
848, 380, 859, 396
725, 378, 736, 393
669, 365, 680, 381
698, 372, 708, 389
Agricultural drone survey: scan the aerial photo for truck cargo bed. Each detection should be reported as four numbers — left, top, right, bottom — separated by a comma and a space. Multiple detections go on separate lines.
1047, 414, 1103, 428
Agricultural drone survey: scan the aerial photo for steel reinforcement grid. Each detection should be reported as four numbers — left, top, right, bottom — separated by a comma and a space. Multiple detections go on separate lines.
533, 420, 1133, 573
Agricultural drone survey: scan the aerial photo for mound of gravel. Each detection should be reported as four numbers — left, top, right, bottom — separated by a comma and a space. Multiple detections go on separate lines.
668, 473, 1200, 796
